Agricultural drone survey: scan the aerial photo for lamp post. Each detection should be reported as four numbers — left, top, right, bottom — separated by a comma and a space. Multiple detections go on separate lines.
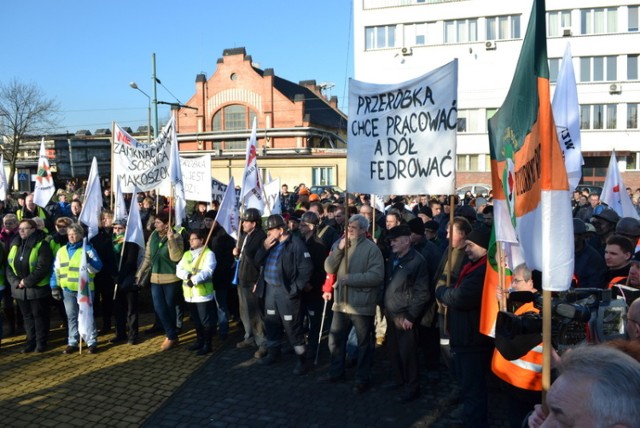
129, 82, 151, 142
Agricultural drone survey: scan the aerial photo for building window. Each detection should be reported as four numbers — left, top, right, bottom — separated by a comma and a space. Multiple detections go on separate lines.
486, 15, 520, 40
211, 104, 257, 131
312, 167, 335, 186
580, 104, 617, 129
628, 103, 638, 129
629, 55, 639, 80
365, 25, 397, 50
627, 153, 639, 170
629, 6, 638, 31
457, 109, 481, 133
456, 154, 485, 172
579, 56, 617, 82
547, 10, 571, 37
549, 58, 560, 83
444, 18, 478, 43
486, 108, 498, 121
581, 8, 618, 35
404, 22, 432, 46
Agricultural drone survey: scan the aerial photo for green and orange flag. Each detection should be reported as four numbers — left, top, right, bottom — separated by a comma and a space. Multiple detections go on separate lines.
480, 0, 574, 336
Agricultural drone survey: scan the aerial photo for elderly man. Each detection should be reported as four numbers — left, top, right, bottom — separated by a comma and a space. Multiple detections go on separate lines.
529, 345, 640, 427
382, 224, 429, 403
320, 214, 384, 393
627, 296, 640, 341
17, 193, 52, 231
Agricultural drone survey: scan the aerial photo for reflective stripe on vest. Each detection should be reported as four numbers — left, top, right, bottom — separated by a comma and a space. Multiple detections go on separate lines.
181, 248, 214, 302
7, 241, 49, 287
491, 302, 543, 391
608, 276, 628, 289
56, 246, 94, 291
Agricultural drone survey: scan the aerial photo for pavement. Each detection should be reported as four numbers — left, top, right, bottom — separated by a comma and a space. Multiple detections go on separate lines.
1, 307, 512, 427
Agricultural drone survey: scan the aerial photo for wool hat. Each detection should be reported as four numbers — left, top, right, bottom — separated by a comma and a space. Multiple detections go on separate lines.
204, 210, 217, 220
407, 217, 425, 235
387, 224, 411, 240
466, 227, 491, 250
424, 220, 439, 232
573, 218, 587, 234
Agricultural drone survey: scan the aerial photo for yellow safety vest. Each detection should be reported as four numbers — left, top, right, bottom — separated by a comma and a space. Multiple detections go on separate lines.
7, 241, 49, 287
181, 248, 214, 302
55, 246, 95, 292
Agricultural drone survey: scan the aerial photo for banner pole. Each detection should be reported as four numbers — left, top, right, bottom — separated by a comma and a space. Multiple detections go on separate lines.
371, 195, 376, 243
110, 121, 115, 211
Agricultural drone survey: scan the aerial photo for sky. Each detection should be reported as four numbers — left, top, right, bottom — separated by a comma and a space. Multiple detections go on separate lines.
0, 0, 354, 134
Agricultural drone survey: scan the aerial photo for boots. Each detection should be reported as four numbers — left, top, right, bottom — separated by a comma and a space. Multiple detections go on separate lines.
258, 347, 281, 365
188, 327, 204, 351
293, 351, 308, 376
197, 327, 213, 356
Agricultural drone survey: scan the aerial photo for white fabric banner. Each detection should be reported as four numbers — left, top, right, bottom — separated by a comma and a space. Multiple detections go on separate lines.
113, 175, 127, 223
347, 60, 458, 195
124, 186, 146, 249
179, 154, 212, 202
0, 155, 7, 202
215, 176, 240, 240
263, 178, 281, 215
240, 117, 265, 212
33, 138, 56, 207
77, 238, 95, 346
552, 43, 583, 191
212, 177, 241, 206
601, 152, 640, 220
78, 157, 103, 240
113, 123, 171, 192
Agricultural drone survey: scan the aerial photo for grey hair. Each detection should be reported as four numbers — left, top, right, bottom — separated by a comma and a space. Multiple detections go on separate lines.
66, 223, 85, 239
512, 263, 532, 282
348, 214, 369, 231
558, 344, 640, 426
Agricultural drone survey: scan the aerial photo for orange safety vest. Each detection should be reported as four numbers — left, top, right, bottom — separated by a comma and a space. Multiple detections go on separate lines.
491, 302, 543, 391
608, 276, 628, 289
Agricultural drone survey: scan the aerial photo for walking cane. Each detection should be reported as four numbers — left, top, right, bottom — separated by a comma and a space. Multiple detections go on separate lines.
315, 298, 329, 366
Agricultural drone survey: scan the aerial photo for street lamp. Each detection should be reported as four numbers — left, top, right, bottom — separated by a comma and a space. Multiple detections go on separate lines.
129, 82, 151, 142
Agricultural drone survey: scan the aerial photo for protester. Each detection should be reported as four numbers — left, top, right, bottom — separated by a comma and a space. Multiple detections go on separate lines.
7, 219, 53, 353
136, 211, 184, 351
111, 219, 140, 345
176, 229, 218, 355
51, 223, 103, 354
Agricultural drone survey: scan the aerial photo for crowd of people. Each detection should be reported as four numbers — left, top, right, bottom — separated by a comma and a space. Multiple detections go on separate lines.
1, 182, 640, 427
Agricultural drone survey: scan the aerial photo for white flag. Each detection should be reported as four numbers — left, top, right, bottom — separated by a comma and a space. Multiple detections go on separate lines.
0, 154, 7, 201
601, 151, 640, 219
240, 117, 265, 212
166, 116, 186, 226
372, 194, 385, 213
33, 138, 56, 207
263, 178, 281, 215
124, 186, 146, 249
79, 157, 103, 240
77, 238, 95, 345
113, 175, 127, 223
215, 176, 240, 239
552, 43, 583, 191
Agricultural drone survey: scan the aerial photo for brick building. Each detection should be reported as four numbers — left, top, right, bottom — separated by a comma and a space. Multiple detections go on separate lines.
175, 47, 348, 189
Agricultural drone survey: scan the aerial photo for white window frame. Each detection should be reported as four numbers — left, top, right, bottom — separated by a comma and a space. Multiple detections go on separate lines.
580, 104, 617, 130
579, 56, 617, 82
365, 25, 397, 50
486, 15, 521, 40
581, 8, 618, 35
444, 18, 478, 43
547, 10, 571, 37
312, 167, 335, 186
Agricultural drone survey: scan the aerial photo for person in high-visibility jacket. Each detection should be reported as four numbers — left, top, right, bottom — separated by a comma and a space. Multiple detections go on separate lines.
6, 219, 52, 353
50, 223, 103, 354
491, 263, 543, 428
176, 229, 217, 355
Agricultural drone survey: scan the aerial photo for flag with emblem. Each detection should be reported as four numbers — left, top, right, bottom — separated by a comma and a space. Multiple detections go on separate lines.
601, 151, 639, 220
481, 0, 574, 337
33, 138, 56, 207
215, 176, 240, 240
166, 116, 186, 226
77, 238, 95, 345
240, 117, 265, 212
125, 186, 146, 249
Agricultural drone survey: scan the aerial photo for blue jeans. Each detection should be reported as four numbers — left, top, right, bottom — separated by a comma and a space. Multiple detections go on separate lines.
151, 282, 179, 340
63, 289, 97, 347
328, 311, 374, 384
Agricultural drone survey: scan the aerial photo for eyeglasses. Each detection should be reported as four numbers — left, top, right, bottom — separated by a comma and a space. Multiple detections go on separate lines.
18, 227, 32, 231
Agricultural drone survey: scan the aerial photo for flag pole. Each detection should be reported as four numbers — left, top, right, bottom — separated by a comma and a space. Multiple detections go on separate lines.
497, 242, 507, 311
542, 288, 552, 405
372, 195, 377, 242
110, 121, 115, 211
113, 239, 127, 301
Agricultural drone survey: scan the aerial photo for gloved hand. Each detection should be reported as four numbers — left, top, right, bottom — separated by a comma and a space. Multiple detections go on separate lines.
186, 279, 194, 287
51, 287, 62, 301
86, 249, 96, 260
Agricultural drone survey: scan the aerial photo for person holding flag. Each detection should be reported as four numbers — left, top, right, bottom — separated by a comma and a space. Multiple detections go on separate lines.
176, 229, 218, 355
51, 223, 103, 354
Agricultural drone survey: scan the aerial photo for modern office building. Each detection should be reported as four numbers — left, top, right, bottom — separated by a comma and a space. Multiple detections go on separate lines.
354, 0, 640, 190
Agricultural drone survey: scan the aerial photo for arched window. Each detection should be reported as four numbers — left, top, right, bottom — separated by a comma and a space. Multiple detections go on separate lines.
211, 104, 257, 131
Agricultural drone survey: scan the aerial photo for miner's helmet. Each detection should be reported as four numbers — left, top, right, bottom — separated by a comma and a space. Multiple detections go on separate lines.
300, 211, 320, 226
241, 208, 262, 223
265, 214, 287, 231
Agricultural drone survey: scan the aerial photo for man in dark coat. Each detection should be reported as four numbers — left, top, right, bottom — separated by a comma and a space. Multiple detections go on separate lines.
436, 227, 494, 428
233, 208, 268, 357
382, 225, 430, 403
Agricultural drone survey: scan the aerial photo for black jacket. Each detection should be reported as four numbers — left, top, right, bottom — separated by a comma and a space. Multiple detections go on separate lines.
7, 229, 53, 300
383, 248, 430, 323
303, 234, 329, 299
436, 256, 494, 352
255, 233, 313, 299
208, 225, 236, 286
237, 227, 267, 285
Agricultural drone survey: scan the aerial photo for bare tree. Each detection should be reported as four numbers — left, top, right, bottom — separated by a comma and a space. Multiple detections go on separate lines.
0, 79, 60, 192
